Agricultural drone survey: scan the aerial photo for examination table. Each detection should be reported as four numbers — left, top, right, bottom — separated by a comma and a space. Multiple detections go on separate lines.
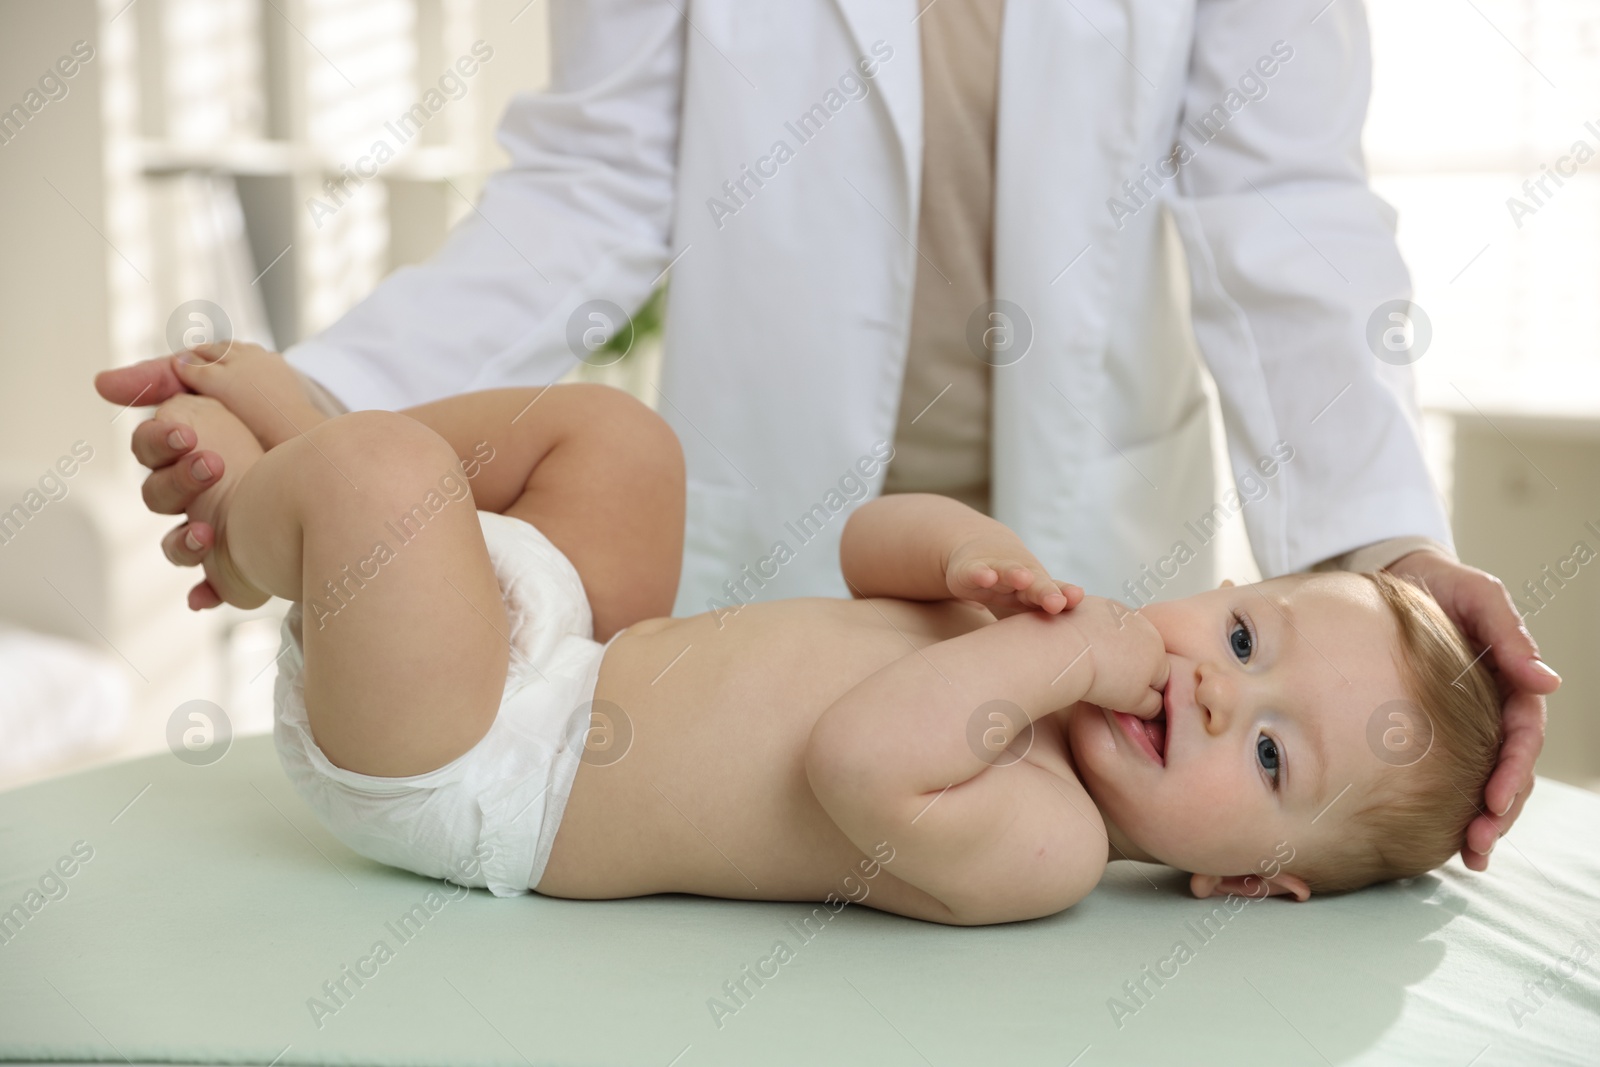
2, 735, 1597, 1066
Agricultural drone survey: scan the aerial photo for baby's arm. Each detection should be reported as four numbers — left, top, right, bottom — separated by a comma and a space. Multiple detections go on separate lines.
805, 598, 1166, 925
840, 493, 1080, 617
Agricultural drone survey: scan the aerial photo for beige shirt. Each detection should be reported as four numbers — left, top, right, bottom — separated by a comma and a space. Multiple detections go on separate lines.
878, 0, 1451, 573
880, 0, 1003, 517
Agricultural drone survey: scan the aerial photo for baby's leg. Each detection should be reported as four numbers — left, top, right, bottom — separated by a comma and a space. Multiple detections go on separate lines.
175, 348, 682, 638
223, 410, 511, 777
397, 385, 686, 641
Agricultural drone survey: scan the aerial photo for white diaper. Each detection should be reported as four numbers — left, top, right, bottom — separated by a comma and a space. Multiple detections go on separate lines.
271, 509, 625, 897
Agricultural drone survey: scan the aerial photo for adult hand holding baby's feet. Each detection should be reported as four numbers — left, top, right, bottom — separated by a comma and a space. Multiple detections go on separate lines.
946, 534, 1084, 620
97, 341, 329, 451
148, 392, 274, 610
94, 342, 331, 609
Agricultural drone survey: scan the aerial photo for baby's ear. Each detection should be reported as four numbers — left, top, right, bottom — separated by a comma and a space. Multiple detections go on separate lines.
1189, 871, 1310, 902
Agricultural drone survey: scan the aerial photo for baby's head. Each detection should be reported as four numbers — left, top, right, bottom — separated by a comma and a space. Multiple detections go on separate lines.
1065, 569, 1501, 900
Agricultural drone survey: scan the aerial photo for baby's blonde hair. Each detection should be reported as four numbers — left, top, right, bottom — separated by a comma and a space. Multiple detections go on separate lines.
1294, 570, 1502, 894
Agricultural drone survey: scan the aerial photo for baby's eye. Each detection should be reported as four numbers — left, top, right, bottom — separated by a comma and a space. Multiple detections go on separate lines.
1229, 612, 1254, 662
1257, 733, 1281, 788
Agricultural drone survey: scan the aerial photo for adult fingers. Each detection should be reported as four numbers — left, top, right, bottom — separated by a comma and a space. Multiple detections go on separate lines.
1463, 779, 1535, 870
1391, 555, 1529, 678
161, 520, 213, 567
141, 449, 224, 515
1484, 688, 1546, 818
1452, 569, 1563, 697
93, 355, 188, 408
1407, 558, 1550, 867
131, 418, 199, 470
187, 579, 223, 611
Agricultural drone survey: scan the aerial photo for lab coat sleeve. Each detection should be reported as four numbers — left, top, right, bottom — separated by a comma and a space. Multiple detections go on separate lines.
282, 0, 685, 412
1164, 0, 1454, 578
1311, 534, 1457, 575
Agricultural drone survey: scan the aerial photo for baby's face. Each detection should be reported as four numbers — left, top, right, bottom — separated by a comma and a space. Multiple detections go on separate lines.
1065, 573, 1408, 880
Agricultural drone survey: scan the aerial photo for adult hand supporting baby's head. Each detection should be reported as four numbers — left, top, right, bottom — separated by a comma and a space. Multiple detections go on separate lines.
1384, 549, 1561, 873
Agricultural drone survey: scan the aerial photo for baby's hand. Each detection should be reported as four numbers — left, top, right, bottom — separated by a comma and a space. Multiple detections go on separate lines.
946, 534, 1083, 620
1067, 596, 1168, 719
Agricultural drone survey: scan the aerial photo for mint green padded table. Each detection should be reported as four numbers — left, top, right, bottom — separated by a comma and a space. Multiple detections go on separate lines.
2, 736, 1598, 1066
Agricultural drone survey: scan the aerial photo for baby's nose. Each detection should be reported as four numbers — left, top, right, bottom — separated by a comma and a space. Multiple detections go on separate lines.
1195, 665, 1236, 734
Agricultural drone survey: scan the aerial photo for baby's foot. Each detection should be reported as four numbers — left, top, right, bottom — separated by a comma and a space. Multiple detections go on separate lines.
153, 393, 272, 609
174, 342, 331, 450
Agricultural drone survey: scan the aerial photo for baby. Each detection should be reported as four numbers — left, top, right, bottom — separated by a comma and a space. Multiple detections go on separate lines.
142, 345, 1501, 925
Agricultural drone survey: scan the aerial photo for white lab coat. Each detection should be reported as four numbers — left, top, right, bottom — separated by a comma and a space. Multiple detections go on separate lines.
284, 0, 1452, 619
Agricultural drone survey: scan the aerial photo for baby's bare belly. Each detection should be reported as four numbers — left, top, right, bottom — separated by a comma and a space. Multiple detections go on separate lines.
537, 596, 993, 920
